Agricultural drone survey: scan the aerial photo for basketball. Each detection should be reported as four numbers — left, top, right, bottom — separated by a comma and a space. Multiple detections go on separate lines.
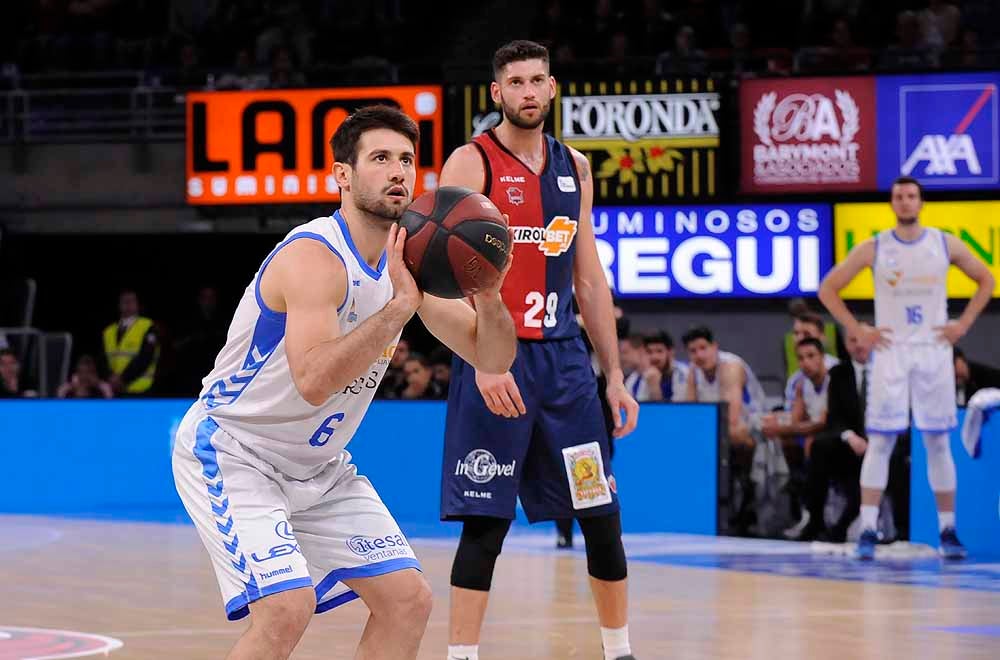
399, 186, 511, 299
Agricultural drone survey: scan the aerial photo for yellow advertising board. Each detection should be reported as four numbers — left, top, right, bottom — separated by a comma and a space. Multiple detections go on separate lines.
835, 201, 1000, 299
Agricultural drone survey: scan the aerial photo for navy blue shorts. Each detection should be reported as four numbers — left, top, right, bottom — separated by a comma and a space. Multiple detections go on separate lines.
441, 336, 619, 523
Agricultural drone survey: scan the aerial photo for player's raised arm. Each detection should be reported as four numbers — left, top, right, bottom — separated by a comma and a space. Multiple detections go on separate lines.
937, 233, 996, 344
570, 148, 638, 437
439, 143, 487, 192
818, 239, 889, 350
263, 228, 420, 405
417, 245, 518, 375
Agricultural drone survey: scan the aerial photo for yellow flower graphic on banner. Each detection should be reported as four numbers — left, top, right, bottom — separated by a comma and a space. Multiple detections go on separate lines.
645, 145, 684, 174
597, 148, 646, 185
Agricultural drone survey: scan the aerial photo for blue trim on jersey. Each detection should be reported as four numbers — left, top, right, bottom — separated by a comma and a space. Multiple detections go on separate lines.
313, 557, 421, 604
334, 211, 386, 280
784, 371, 805, 409
866, 427, 909, 435
916, 426, 957, 433
891, 228, 928, 245
225, 577, 314, 621
201, 313, 283, 409
193, 417, 260, 617
255, 232, 350, 317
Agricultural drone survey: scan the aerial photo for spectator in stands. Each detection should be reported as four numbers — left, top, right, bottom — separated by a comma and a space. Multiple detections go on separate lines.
102, 288, 160, 396
620, 334, 650, 401
268, 45, 306, 89
954, 348, 1000, 406
217, 47, 268, 90
167, 41, 207, 90
879, 10, 937, 69
640, 331, 689, 402
920, 0, 961, 50
57, 354, 113, 399
377, 337, 410, 398
173, 285, 228, 396
0, 348, 37, 398
728, 22, 754, 75
794, 327, 871, 542
399, 353, 445, 400
655, 25, 708, 75
784, 300, 840, 378
429, 346, 453, 394
784, 312, 839, 408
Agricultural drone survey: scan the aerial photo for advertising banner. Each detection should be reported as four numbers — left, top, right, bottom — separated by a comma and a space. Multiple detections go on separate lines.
834, 201, 1000, 299
740, 77, 878, 193
186, 86, 443, 205
461, 79, 722, 202
876, 72, 999, 190
593, 203, 833, 298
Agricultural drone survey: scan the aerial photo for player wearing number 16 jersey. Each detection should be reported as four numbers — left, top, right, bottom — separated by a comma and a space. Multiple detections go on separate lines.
819, 176, 994, 561
439, 41, 640, 660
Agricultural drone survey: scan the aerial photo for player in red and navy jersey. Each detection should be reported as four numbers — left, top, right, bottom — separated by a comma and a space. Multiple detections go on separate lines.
439, 41, 640, 660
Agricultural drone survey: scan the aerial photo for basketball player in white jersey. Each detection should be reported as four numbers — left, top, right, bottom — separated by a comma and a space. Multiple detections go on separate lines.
819, 176, 994, 560
172, 106, 517, 660
682, 325, 766, 447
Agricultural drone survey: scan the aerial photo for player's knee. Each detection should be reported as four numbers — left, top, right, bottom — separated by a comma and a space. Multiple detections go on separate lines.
579, 513, 628, 582
450, 517, 511, 591
922, 432, 956, 492
867, 433, 897, 458
922, 431, 951, 457
250, 588, 315, 648
387, 575, 434, 630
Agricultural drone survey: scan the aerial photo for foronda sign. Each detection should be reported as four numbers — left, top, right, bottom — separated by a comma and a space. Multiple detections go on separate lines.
593, 204, 833, 298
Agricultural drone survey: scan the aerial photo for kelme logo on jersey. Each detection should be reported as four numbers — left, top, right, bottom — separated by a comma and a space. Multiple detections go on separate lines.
455, 449, 516, 484
512, 216, 578, 257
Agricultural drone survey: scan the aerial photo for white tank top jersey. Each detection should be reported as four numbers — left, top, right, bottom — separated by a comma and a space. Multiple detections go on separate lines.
873, 226, 950, 345
198, 210, 398, 479
800, 372, 830, 422
693, 351, 766, 421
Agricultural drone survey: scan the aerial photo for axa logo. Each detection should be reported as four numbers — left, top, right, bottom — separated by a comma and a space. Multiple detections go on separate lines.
511, 216, 578, 257
899, 83, 997, 182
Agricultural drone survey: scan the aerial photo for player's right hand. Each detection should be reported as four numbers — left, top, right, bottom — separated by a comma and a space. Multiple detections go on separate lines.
856, 322, 892, 351
386, 224, 422, 315
475, 370, 527, 418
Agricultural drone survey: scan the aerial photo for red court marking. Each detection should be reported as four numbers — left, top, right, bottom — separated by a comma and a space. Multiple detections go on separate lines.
953, 85, 995, 135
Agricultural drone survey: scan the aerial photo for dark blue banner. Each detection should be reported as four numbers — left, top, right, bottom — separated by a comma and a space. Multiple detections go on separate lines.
592, 204, 833, 298
877, 72, 999, 190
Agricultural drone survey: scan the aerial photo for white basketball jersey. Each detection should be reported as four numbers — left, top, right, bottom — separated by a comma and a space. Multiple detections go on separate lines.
873, 227, 949, 345
693, 351, 766, 420
198, 211, 398, 479
800, 373, 829, 422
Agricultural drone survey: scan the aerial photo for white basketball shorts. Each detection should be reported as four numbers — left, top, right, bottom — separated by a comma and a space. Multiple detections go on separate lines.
172, 405, 420, 621
866, 342, 957, 434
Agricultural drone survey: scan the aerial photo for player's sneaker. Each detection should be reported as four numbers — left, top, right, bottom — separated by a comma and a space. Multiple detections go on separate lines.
612, 656, 637, 660
939, 527, 967, 560
856, 529, 878, 560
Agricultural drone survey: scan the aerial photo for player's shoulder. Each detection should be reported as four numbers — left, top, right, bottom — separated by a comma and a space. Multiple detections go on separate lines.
441, 143, 487, 191
560, 143, 591, 180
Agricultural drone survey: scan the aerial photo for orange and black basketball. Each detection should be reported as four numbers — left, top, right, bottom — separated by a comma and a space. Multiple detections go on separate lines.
399, 186, 511, 299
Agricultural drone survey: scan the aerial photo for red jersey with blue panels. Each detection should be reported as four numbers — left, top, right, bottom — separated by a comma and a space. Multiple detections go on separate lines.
472, 129, 582, 340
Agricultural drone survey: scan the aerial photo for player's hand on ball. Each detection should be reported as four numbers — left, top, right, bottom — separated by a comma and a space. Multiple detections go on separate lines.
856, 322, 892, 351
606, 381, 639, 438
386, 224, 422, 315
475, 370, 526, 418
934, 319, 967, 345
474, 227, 516, 301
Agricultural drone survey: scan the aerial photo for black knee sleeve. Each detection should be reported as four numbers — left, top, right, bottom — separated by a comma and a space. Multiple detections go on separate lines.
449, 517, 512, 591
578, 512, 627, 581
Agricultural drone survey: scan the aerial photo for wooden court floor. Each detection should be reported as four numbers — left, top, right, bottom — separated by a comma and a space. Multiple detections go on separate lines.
1, 515, 999, 659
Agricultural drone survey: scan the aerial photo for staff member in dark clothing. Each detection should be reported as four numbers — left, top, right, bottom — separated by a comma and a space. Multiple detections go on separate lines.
954, 347, 1000, 406
103, 288, 160, 395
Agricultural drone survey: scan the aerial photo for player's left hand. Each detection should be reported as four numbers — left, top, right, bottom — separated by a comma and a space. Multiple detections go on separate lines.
934, 319, 967, 345
606, 381, 639, 438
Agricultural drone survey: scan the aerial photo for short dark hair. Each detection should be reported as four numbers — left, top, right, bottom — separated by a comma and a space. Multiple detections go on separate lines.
891, 175, 923, 200
404, 352, 431, 369
795, 312, 825, 335
796, 337, 825, 355
953, 347, 966, 360
493, 40, 549, 79
622, 334, 645, 349
329, 105, 418, 167
682, 326, 714, 346
644, 331, 674, 350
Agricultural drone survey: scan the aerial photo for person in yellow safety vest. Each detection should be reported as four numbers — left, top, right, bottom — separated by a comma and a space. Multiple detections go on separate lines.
102, 289, 159, 395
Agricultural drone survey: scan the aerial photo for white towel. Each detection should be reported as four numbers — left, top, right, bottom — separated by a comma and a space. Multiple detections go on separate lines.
961, 388, 1000, 459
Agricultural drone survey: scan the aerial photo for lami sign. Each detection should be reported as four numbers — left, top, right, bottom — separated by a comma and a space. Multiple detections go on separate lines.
593, 204, 833, 298
741, 77, 878, 193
